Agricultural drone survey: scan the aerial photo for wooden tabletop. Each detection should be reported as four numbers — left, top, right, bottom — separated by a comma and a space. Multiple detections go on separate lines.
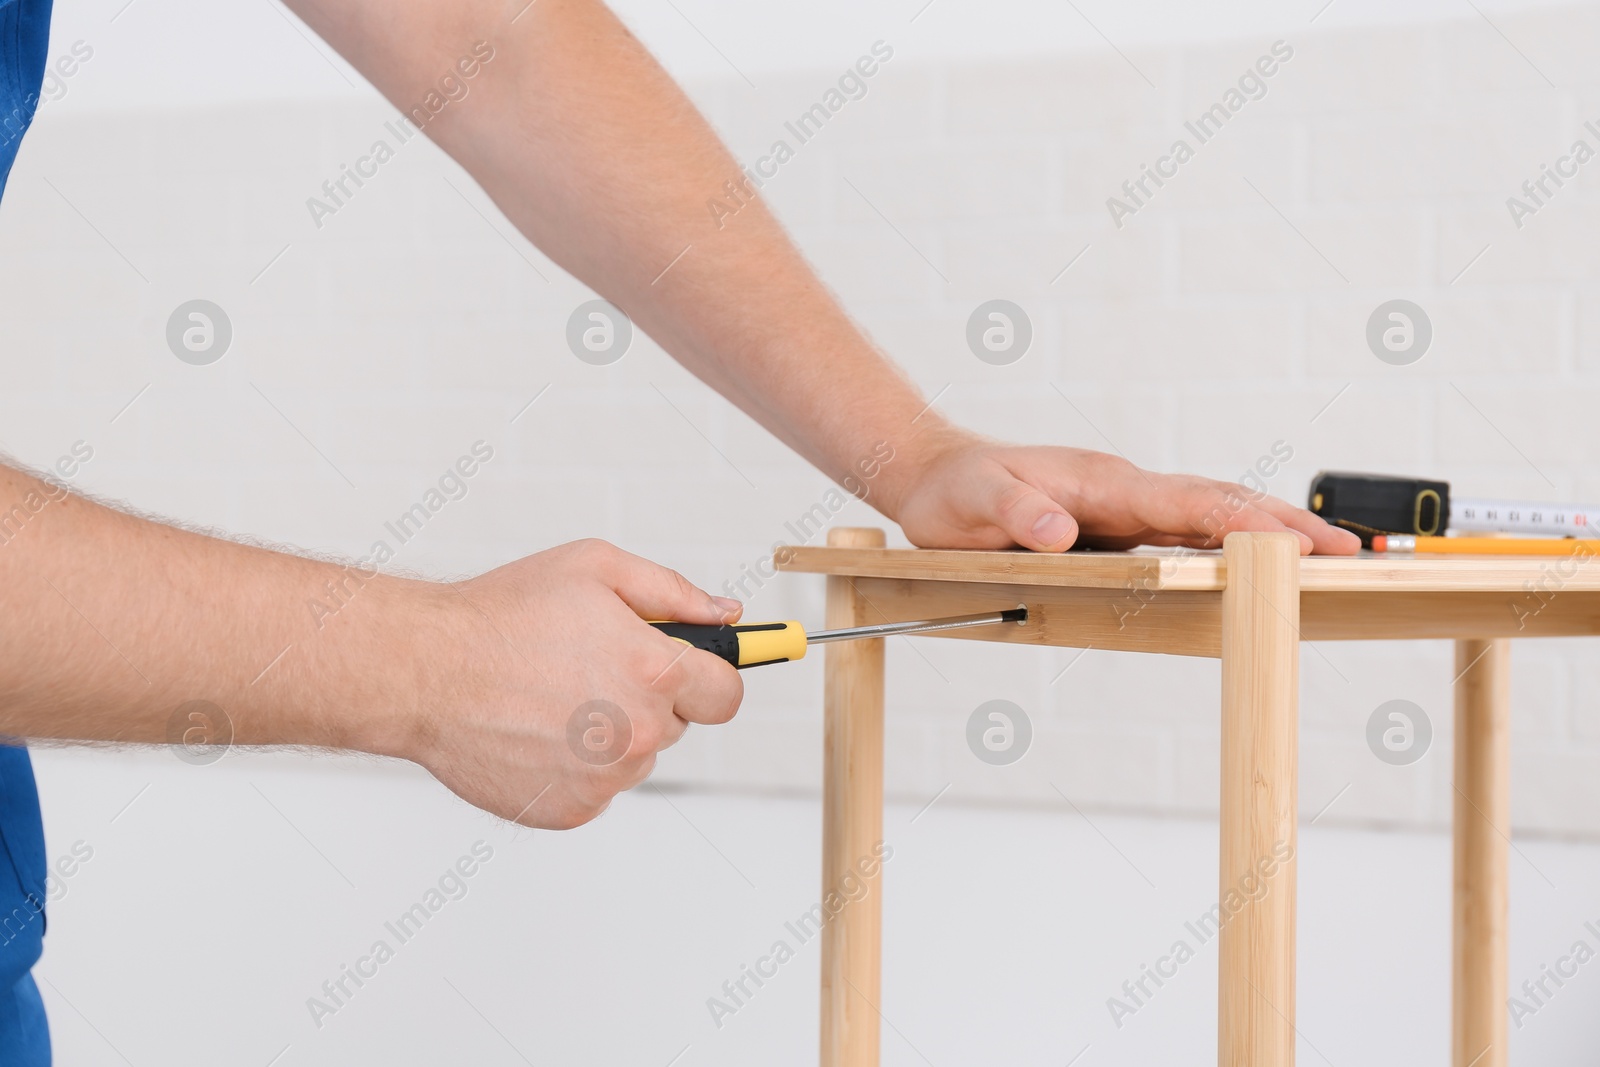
775, 544, 1600, 594
776, 540, 1600, 650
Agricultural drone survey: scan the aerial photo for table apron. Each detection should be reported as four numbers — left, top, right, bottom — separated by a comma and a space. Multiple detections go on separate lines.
840, 580, 1600, 657
846, 577, 1221, 657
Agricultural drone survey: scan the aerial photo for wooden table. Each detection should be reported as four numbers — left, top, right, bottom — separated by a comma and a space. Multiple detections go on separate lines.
776, 527, 1600, 1067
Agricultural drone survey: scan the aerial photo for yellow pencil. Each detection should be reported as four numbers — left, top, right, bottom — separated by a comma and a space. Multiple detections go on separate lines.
1372, 534, 1597, 556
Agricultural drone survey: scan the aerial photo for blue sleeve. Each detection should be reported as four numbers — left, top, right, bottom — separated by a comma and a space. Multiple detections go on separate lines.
0, 0, 55, 199
0, 3, 66, 1061
0, 745, 49, 1066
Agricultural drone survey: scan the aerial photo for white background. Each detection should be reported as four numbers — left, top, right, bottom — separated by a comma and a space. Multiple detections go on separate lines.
4, 0, 1600, 1063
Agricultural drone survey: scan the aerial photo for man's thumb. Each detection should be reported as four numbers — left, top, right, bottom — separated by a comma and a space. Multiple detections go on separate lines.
993, 478, 1079, 551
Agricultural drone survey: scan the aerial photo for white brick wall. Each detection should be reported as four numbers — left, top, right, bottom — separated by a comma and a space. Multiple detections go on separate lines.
5, 6, 1600, 838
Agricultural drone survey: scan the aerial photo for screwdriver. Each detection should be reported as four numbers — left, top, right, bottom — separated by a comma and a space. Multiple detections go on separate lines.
651, 608, 1028, 669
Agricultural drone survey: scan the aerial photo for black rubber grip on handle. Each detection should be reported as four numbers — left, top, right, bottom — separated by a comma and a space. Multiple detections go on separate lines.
649, 621, 796, 669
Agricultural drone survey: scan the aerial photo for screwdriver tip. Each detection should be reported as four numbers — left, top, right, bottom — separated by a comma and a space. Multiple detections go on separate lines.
1000, 607, 1028, 624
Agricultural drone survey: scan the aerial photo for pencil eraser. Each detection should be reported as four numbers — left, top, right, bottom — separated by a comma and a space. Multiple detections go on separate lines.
1371, 535, 1387, 551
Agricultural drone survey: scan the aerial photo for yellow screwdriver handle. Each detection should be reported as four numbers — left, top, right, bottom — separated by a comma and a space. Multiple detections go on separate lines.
649, 621, 808, 669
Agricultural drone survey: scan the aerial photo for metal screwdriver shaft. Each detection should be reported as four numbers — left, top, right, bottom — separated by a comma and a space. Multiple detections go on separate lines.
651, 608, 1027, 669
806, 608, 1027, 645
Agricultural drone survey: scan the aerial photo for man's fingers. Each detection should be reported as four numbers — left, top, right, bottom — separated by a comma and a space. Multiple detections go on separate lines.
1198, 503, 1310, 551
1139, 480, 1307, 551
1117, 478, 1307, 553
617, 752, 659, 792
576, 539, 742, 623
1191, 480, 1353, 555
645, 630, 744, 725
1246, 492, 1362, 555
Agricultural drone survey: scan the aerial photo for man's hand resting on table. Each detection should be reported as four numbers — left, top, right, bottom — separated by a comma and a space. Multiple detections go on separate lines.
889, 434, 1362, 557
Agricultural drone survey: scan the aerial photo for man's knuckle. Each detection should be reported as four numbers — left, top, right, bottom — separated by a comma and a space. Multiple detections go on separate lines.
1083, 451, 1130, 480
630, 715, 666, 754
627, 754, 658, 788
993, 482, 1036, 519
546, 802, 595, 831
570, 537, 616, 561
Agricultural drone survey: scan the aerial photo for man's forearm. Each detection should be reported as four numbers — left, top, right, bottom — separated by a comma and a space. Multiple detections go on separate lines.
290, 0, 954, 514
0, 463, 425, 751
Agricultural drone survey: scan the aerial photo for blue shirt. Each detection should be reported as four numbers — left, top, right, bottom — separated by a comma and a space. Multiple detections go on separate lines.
1, 0, 49, 198
0, 0, 57, 1061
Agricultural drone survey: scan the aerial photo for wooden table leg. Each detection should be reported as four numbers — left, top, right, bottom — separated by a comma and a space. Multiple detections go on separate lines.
1218, 532, 1301, 1067
1453, 639, 1509, 1067
821, 527, 886, 1067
